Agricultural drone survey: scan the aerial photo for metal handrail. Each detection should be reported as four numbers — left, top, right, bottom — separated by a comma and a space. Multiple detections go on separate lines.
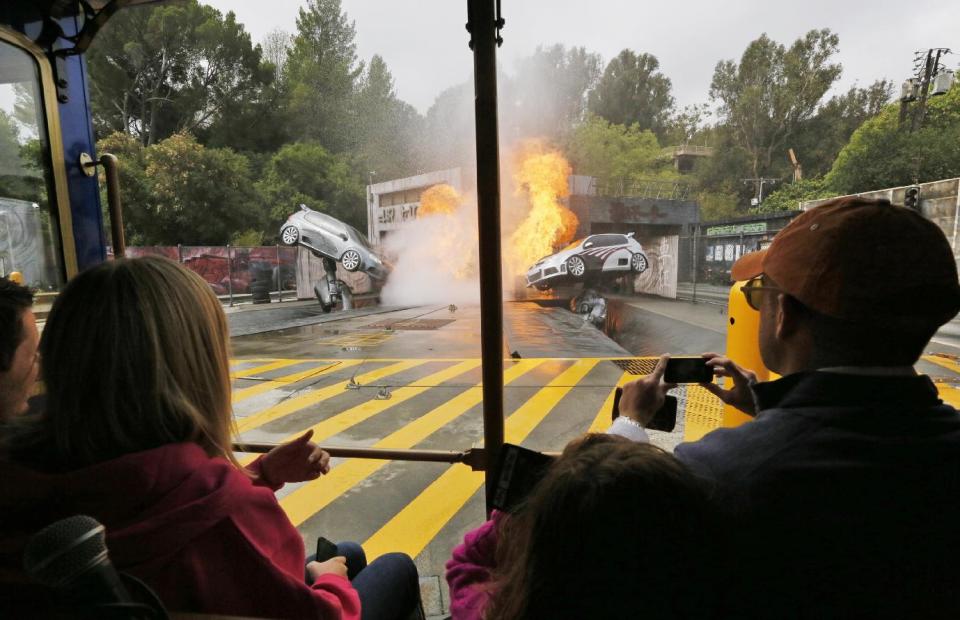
235, 443, 489, 471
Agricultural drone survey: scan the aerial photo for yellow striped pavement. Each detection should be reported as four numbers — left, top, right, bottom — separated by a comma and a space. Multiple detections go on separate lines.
361, 359, 598, 560
233, 360, 358, 403
235, 360, 425, 433
230, 359, 302, 380
224, 355, 960, 566
280, 359, 545, 526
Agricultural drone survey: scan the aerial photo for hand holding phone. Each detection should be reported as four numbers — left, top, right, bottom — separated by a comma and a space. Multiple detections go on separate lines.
664, 357, 714, 383
613, 388, 677, 432
315, 536, 339, 563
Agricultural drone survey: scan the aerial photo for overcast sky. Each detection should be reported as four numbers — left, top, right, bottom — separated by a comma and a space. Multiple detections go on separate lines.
204, 0, 958, 114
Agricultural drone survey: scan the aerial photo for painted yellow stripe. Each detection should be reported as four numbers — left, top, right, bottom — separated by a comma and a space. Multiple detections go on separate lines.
281, 359, 544, 525
587, 371, 633, 432
230, 358, 269, 368
923, 354, 960, 376
239, 359, 482, 468
235, 360, 424, 434
233, 361, 359, 404
361, 359, 598, 560
231, 359, 303, 381
935, 382, 960, 408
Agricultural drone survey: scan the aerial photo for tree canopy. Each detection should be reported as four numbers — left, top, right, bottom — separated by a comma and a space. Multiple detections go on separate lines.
588, 50, 674, 138
83, 4, 928, 243
827, 84, 960, 193
87, 3, 273, 147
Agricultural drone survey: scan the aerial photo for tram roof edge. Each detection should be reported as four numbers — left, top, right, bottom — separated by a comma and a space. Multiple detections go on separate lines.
37, 0, 182, 19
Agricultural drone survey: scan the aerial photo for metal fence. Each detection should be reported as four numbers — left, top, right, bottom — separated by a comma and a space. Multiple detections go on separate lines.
676, 217, 797, 305
121, 245, 297, 306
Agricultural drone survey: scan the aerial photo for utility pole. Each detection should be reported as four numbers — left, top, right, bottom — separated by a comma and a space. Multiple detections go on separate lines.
742, 177, 779, 207
910, 48, 949, 132
900, 47, 952, 131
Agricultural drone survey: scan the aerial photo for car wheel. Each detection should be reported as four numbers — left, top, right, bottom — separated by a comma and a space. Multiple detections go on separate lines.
280, 225, 300, 246
341, 249, 362, 271
631, 253, 648, 273
535, 283, 550, 291
566, 255, 586, 277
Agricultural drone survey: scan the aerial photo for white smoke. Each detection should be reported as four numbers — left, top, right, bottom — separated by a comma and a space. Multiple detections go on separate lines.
379, 202, 481, 306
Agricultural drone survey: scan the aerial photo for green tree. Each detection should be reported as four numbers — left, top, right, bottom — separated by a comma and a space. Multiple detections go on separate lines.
354, 55, 422, 180
87, 1, 273, 147
257, 142, 365, 232
788, 80, 893, 178
504, 44, 603, 142
827, 83, 960, 193
754, 177, 835, 214
284, 0, 363, 153
710, 30, 842, 189
565, 115, 676, 182
588, 50, 674, 138
418, 82, 475, 171
140, 133, 263, 244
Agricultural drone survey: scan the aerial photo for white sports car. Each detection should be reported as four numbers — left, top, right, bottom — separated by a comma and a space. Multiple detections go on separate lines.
526, 233, 648, 290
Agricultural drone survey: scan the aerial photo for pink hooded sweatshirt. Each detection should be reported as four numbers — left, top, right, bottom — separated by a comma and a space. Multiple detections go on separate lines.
0, 442, 360, 619
445, 511, 508, 620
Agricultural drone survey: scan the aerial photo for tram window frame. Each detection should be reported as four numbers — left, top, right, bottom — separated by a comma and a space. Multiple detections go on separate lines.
0, 27, 78, 286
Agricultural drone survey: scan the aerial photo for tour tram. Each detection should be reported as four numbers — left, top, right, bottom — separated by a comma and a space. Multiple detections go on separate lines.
4, 1, 959, 618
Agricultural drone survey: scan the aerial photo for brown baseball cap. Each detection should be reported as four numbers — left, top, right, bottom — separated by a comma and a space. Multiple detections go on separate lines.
731, 196, 960, 327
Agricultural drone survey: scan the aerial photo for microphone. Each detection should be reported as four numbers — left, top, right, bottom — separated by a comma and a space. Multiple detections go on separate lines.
23, 515, 131, 604
22, 515, 167, 618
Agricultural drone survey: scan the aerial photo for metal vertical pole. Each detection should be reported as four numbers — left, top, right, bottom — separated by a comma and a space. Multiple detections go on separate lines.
177, 243, 183, 264
227, 244, 234, 307
692, 225, 699, 303
276, 244, 282, 302
467, 0, 504, 513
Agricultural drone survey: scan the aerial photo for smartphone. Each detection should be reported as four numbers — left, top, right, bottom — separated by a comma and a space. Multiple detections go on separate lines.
489, 443, 555, 513
664, 357, 713, 383
315, 536, 339, 563
612, 389, 678, 433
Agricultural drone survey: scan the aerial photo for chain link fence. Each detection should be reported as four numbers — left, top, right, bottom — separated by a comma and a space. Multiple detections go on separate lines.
677, 213, 800, 305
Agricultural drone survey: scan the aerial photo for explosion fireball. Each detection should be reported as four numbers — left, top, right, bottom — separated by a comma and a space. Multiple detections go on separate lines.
505, 142, 579, 278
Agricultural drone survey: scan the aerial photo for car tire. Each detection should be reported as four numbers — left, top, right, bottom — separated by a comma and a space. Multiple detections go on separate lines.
341, 249, 362, 272
280, 225, 300, 246
631, 253, 648, 273
566, 255, 586, 277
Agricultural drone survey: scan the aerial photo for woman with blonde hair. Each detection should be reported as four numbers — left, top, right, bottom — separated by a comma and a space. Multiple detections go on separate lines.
0, 257, 421, 619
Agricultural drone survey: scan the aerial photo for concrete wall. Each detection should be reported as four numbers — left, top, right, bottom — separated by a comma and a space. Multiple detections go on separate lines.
366, 168, 467, 244
800, 178, 960, 256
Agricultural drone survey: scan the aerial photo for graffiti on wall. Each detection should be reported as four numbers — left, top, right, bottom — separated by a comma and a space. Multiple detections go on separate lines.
633, 235, 678, 299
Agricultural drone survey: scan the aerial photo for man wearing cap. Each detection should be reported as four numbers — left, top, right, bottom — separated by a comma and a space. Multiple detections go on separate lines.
0, 276, 38, 421
616, 197, 960, 618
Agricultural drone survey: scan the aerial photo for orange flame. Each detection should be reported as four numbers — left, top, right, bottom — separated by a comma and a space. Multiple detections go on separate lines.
506, 142, 579, 275
419, 184, 462, 217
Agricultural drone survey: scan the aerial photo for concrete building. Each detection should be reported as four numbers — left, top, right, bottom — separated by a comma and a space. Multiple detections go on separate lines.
365, 168, 472, 246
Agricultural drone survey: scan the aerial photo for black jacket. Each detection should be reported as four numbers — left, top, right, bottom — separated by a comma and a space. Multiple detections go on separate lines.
675, 371, 960, 620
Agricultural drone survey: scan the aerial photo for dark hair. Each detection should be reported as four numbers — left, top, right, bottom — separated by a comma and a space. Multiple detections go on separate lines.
6, 257, 235, 471
485, 435, 717, 620
0, 277, 34, 372
787, 295, 937, 366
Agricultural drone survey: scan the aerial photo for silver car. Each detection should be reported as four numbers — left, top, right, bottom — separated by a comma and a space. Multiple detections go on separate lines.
526, 232, 648, 290
280, 204, 389, 279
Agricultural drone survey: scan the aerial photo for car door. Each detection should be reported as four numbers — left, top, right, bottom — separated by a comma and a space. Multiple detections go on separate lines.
303, 211, 342, 258
584, 234, 631, 272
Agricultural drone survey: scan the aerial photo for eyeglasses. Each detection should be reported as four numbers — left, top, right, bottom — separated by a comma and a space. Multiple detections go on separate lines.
740, 276, 782, 311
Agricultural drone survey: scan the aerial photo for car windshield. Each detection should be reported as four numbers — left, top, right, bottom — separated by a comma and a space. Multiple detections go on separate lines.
345, 224, 373, 249
562, 239, 583, 252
